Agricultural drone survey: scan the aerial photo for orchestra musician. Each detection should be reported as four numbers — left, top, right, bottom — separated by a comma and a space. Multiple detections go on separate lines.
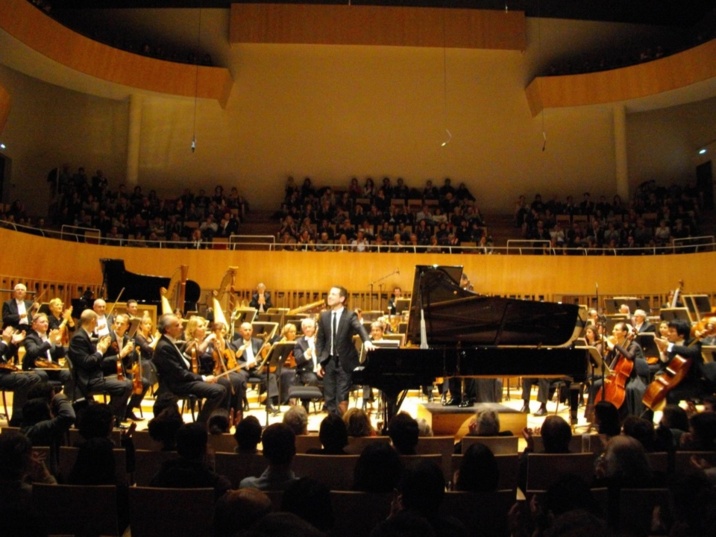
633, 309, 655, 333
290, 318, 322, 411
0, 326, 42, 426
2, 283, 36, 331
22, 312, 73, 394
272, 323, 299, 405
654, 319, 705, 405
386, 287, 402, 316
134, 315, 159, 386
249, 283, 272, 313
68, 309, 133, 426
587, 322, 648, 419
152, 313, 227, 425
126, 299, 140, 320
92, 299, 111, 338
316, 286, 374, 417
106, 313, 148, 422
200, 321, 245, 423
47, 298, 74, 335
233, 322, 279, 415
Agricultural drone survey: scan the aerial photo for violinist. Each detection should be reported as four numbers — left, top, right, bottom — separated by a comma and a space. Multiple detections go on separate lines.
92, 299, 111, 338
291, 318, 321, 411
653, 319, 705, 405
633, 309, 655, 334
233, 322, 280, 415
134, 315, 159, 386
201, 321, 245, 423
0, 326, 41, 426
2, 283, 36, 331
23, 313, 73, 395
587, 322, 648, 419
107, 314, 147, 422
47, 298, 75, 336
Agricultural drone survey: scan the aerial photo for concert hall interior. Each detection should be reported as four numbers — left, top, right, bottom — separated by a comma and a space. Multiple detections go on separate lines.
1, 2, 716, 537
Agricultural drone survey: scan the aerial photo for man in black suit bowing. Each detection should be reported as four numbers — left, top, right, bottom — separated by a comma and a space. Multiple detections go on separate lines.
153, 313, 227, 424
68, 309, 133, 426
316, 286, 374, 416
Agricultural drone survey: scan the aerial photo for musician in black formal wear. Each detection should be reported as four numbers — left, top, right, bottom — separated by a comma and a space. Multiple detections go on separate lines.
105, 313, 149, 422
22, 313, 73, 395
2, 283, 36, 331
249, 283, 272, 313
633, 309, 655, 334
152, 314, 227, 424
655, 319, 704, 405
68, 309, 133, 426
0, 326, 41, 425
387, 287, 402, 316
199, 321, 245, 422
233, 322, 279, 415
290, 318, 321, 411
316, 286, 374, 416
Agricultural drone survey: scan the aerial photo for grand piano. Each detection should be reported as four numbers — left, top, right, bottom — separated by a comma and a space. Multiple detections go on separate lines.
353, 265, 588, 424
99, 259, 201, 312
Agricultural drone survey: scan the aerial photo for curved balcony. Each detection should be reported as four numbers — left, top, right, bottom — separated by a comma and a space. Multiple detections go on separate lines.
0, 0, 233, 107
0, 82, 9, 133
526, 38, 716, 116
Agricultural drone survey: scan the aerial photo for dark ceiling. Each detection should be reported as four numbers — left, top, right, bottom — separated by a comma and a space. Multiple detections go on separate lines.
48, 0, 716, 28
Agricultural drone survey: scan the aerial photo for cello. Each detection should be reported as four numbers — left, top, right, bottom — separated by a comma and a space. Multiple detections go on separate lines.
642, 318, 714, 411
594, 325, 637, 409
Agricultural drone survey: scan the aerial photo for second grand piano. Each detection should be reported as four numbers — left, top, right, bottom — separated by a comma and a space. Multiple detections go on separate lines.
353, 265, 588, 424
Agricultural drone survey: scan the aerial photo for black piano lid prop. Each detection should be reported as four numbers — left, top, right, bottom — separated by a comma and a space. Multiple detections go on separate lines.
100, 259, 201, 312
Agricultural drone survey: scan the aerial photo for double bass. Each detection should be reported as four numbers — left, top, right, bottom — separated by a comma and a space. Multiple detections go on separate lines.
594, 326, 637, 409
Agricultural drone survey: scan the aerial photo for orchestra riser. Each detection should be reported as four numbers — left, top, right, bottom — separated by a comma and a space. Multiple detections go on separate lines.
417, 402, 528, 436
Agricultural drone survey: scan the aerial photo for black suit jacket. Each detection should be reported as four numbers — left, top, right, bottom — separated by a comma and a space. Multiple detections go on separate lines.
232, 337, 264, 369
316, 309, 370, 373
249, 293, 272, 311
67, 329, 106, 386
668, 339, 704, 381
293, 336, 316, 374
22, 330, 66, 371
153, 335, 204, 392
2, 299, 35, 328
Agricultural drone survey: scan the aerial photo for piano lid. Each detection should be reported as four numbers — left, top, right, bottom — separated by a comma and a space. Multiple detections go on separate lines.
406, 265, 581, 347
100, 259, 201, 309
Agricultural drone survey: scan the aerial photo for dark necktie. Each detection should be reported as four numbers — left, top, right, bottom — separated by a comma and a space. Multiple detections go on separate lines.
331, 312, 337, 356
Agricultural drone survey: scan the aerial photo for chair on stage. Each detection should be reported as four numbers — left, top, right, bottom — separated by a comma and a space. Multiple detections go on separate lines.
128, 486, 215, 537
32, 483, 122, 537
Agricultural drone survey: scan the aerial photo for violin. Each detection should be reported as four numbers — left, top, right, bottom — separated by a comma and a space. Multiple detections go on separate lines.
131, 358, 142, 395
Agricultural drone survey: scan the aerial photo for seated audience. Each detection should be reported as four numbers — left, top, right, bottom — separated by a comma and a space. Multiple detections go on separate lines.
353, 442, 403, 493
343, 407, 375, 438
453, 442, 499, 492
214, 488, 272, 537
150, 423, 232, 499
239, 423, 299, 491
282, 477, 334, 534
387, 412, 419, 455
307, 414, 349, 455
283, 405, 309, 436
234, 415, 263, 454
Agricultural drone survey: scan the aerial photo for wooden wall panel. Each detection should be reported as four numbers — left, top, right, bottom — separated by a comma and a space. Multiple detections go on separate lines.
0, 0, 233, 107
1, 228, 709, 307
526, 39, 716, 116
230, 4, 526, 50
0, 82, 9, 134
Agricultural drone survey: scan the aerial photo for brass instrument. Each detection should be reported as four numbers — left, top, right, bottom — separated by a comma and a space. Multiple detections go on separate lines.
287, 299, 326, 315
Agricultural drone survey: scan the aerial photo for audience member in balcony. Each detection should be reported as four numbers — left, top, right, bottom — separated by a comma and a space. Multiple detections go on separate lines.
362, 177, 375, 199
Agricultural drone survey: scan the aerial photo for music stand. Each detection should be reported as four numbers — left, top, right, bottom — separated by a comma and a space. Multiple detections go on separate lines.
660, 308, 691, 323
637, 333, 659, 359
263, 342, 295, 422
576, 344, 610, 378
